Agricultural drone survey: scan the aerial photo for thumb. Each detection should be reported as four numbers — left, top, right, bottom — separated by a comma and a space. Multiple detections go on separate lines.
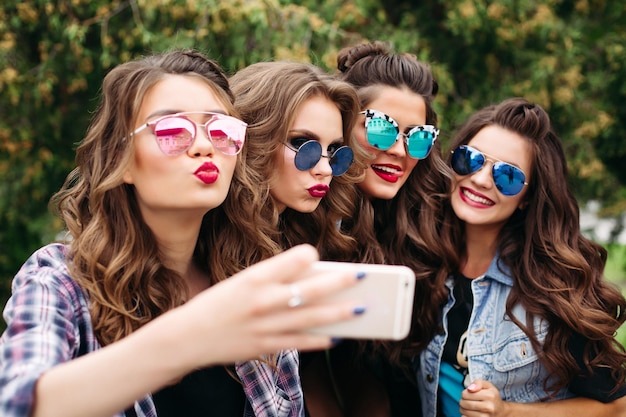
466, 379, 490, 393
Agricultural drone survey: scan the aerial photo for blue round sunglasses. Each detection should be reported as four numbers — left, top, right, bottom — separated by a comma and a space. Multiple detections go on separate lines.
284, 139, 354, 176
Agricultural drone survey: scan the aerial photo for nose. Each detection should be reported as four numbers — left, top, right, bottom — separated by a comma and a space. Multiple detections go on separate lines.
386, 133, 407, 157
313, 154, 333, 177
470, 160, 494, 190
187, 124, 215, 157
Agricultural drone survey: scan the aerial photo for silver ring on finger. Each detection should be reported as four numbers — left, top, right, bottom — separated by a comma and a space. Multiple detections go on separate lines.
287, 283, 304, 308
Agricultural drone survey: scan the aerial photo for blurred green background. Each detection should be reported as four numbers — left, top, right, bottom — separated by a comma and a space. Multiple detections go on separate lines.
1, 0, 625, 345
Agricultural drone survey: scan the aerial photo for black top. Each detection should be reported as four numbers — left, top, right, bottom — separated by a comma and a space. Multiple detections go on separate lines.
126, 365, 246, 417
319, 341, 423, 417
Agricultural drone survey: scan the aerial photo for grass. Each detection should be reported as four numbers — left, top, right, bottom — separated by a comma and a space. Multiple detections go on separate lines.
605, 244, 626, 348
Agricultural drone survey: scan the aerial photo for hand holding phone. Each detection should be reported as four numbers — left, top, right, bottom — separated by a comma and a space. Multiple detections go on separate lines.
305, 262, 415, 340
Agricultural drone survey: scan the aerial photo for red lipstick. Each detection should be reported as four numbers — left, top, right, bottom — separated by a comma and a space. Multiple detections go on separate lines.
371, 163, 403, 183
308, 184, 329, 198
194, 162, 219, 184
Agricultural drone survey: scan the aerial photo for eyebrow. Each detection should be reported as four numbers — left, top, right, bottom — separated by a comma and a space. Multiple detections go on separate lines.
145, 109, 228, 120
288, 129, 344, 143
365, 110, 425, 130
471, 146, 525, 169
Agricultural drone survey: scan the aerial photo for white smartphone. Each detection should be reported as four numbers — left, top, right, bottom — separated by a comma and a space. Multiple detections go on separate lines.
305, 261, 415, 340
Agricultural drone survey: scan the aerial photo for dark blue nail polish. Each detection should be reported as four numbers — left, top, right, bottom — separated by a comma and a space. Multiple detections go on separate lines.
331, 337, 343, 346
353, 306, 366, 315
356, 271, 366, 280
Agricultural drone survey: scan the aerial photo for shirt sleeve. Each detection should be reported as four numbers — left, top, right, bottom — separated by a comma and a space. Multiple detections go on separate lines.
567, 332, 626, 402
0, 245, 83, 417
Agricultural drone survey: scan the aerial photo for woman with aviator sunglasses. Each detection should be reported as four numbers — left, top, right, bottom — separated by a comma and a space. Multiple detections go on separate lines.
418, 98, 626, 417
0, 50, 368, 417
299, 41, 451, 417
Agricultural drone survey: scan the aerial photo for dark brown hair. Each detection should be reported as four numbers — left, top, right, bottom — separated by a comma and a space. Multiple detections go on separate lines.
337, 41, 451, 363
443, 97, 626, 394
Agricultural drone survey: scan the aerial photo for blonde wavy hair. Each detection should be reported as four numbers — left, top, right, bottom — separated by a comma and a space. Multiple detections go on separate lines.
204, 61, 368, 282
50, 50, 239, 347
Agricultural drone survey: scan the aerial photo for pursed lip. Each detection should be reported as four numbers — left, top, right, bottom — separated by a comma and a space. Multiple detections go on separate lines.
308, 184, 330, 198
194, 161, 219, 184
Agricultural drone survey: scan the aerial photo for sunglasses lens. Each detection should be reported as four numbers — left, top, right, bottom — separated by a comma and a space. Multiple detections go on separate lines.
451, 146, 485, 176
366, 118, 397, 150
153, 117, 195, 155
452, 146, 526, 196
294, 141, 322, 171
207, 118, 246, 155
330, 146, 354, 176
493, 163, 526, 196
406, 129, 435, 159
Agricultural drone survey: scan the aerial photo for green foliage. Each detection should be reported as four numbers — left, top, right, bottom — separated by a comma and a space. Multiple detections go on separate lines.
1, 0, 626, 330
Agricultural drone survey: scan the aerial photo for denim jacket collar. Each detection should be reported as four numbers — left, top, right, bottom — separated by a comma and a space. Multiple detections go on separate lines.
445, 252, 513, 288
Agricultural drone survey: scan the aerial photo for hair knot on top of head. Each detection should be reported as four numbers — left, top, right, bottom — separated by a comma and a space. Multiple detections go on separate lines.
337, 41, 392, 73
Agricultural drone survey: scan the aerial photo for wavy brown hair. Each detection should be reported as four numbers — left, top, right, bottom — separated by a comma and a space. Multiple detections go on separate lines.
50, 50, 238, 347
205, 61, 368, 282
442, 97, 626, 394
336, 41, 452, 364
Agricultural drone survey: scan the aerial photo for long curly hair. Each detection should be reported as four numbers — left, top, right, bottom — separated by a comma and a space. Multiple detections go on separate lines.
336, 41, 452, 363
442, 97, 626, 394
205, 61, 368, 282
50, 50, 239, 347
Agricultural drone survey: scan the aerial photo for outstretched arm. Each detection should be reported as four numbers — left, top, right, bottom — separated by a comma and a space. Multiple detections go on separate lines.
28, 244, 363, 417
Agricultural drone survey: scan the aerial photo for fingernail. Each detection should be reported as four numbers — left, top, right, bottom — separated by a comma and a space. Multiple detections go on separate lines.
331, 337, 343, 346
353, 306, 366, 315
356, 271, 366, 280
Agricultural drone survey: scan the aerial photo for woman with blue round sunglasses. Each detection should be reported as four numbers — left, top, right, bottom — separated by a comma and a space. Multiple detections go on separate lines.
418, 98, 626, 417
205, 60, 369, 280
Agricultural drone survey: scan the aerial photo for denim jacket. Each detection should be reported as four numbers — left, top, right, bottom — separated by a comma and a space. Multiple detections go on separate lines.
417, 255, 574, 417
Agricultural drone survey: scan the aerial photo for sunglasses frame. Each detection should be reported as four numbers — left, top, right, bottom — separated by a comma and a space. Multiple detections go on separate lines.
131, 111, 247, 156
361, 109, 440, 160
284, 140, 354, 176
450, 145, 529, 196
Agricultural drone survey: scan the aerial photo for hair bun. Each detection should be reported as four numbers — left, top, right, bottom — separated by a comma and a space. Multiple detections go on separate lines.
337, 41, 392, 73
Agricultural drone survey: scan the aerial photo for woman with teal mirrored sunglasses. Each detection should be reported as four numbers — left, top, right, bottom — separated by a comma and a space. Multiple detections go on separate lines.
361, 109, 439, 159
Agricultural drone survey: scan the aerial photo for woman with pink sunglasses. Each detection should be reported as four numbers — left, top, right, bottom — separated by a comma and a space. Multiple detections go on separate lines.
418, 98, 626, 417
0, 50, 367, 417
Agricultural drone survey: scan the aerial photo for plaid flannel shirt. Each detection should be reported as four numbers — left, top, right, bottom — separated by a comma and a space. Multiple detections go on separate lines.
0, 243, 304, 417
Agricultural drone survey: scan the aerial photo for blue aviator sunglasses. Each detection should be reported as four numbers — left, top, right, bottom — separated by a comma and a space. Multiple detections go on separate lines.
361, 109, 439, 159
450, 145, 528, 196
284, 139, 354, 176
